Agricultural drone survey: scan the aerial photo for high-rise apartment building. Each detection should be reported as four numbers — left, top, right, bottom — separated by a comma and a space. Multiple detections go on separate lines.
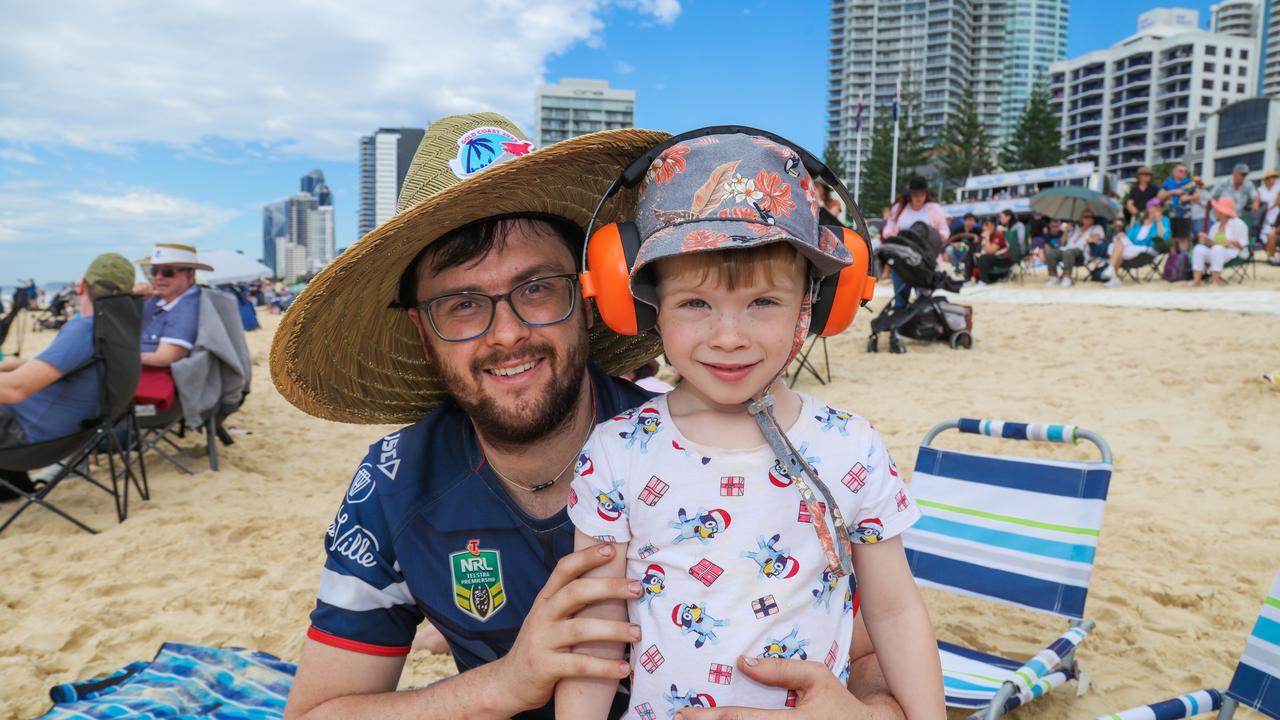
827, 0, 1068, 186
1261, 0, 1280, 93
261, 169, 337, 282
358, 127, 425, 240
534, 78, 634, 148
1050, 9, 1257, 183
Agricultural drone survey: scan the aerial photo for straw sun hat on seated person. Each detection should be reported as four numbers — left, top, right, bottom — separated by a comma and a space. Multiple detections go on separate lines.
269, 112, 670, 424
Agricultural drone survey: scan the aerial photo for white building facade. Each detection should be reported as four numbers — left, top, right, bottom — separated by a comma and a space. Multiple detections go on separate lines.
1050, 8, 1257, 183
534, 79, 634, 148
1185, 96, 1280, 185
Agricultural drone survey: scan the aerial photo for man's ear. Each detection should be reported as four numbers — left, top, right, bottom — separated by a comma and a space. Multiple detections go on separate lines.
406, 308, 434, 363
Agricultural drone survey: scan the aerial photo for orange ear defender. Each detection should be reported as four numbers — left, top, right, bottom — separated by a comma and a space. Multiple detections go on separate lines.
810, 226, 876, 337
579, 125, 875, 337
578, 221, 654, 335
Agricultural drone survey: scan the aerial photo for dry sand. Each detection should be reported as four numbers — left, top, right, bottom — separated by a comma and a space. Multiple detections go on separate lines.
2, 273, 1279, 719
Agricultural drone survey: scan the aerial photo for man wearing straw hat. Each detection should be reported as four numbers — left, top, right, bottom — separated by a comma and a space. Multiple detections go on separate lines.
136, 242, 213, 368
277, 114, 903, 720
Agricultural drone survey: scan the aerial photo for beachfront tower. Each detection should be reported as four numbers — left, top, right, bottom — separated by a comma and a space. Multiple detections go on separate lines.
1050, 8, 1257, 185
826, 0, 1068, 186
358, 128, 425, 241
534, 78, 635, 148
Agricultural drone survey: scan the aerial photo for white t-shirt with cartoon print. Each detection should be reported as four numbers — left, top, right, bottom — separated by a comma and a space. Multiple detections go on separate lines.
567, 393, 920, 720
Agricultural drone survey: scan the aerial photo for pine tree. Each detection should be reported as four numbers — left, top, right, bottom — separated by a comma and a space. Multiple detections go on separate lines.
862, 81, 928, 210
823, 140, 847, 182
936, 88, 995, 190
1000, 81, 1068, 171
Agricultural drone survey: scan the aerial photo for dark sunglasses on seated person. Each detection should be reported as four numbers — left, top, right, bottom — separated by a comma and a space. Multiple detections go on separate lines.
149, 266, 190, 279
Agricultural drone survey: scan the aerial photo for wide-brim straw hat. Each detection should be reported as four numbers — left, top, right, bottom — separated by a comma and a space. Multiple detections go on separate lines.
136, 243, 214, 271
1212, 196, 1238, 218
270, 112, 670, 424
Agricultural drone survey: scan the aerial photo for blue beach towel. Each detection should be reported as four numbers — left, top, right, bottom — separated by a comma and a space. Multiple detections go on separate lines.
38, 643, 295, 719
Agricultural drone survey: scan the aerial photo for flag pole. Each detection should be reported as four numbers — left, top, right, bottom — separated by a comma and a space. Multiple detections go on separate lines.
853, 93, 864, 209
890, 78, 901, 204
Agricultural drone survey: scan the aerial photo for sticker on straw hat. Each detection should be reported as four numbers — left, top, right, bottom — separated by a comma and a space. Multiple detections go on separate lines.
447, 126, 534, 179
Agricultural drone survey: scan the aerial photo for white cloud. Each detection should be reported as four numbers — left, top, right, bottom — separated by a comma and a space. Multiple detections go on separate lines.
0, 1, 682, 161
0, 148, 40, 164
0, 182, 237, 253
617, 61, 635, 74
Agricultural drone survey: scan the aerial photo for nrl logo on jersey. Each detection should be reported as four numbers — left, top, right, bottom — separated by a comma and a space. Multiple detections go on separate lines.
450, 539, 506, 622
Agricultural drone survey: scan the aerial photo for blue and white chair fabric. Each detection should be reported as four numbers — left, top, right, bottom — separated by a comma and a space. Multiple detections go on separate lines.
904, 418, 1114, 720
1093, 566, 1280, 720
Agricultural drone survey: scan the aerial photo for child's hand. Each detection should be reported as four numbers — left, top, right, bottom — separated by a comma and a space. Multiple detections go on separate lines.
674, 656, 889, 720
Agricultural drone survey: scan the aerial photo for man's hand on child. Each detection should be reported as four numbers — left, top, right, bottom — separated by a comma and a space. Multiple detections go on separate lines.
674, 656, 886, 720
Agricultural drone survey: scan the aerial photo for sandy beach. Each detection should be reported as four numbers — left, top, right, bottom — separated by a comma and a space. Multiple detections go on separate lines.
2, 273, 1278, 720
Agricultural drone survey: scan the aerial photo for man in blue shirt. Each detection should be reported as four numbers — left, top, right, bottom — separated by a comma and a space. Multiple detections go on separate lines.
0, 253, 135, 498
276, 114, 905, 720
136, 243, 211, 368
1158, 163, 1201, 242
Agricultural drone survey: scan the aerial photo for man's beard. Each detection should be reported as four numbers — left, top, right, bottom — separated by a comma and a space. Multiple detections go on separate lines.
431, 329, 589, 448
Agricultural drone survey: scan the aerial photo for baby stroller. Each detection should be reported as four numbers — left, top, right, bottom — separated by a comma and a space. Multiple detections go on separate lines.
867, 222, 973, 354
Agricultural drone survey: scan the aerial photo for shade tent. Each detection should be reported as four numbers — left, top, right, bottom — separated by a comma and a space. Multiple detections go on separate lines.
197, 251, 273, 285
1029, 186, 1115, 222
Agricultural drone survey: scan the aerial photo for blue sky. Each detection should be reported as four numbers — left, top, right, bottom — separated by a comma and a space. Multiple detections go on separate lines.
1, 0, 1222, 284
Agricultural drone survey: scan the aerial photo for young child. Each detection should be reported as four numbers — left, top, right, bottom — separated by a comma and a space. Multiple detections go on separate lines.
557, 132, 944, 719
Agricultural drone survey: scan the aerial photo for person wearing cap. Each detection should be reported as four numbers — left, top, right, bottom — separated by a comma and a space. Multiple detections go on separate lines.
556, 131, 941, 720
136, 243, 212, 368
0, 254, 134, 500
1158, 164, 1201, 243
1101, 198, 1169, 287
1193, 197, 1249, 286
883, 176, 950, 302
1257, 169, 1280, 266
277, 115, 905, 720
1124, 166, 1158, 227
1208, 164, 1261, 225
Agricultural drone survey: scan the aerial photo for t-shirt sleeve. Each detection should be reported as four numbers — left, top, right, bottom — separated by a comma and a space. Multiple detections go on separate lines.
566, 427, 632, 544
36, 317, 95, 376
308, 447, 423, 656
847, 429, 921, 545
159, 296, 199, 350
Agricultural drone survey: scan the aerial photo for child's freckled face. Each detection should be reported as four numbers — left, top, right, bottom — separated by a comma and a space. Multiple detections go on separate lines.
655, 260, 806, 408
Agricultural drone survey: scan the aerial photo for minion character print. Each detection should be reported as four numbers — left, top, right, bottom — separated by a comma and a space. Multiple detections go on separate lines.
619, 406, 663, 452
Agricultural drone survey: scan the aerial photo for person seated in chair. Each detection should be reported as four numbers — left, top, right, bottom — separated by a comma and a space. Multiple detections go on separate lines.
137, 243, 212, 368
1103, 198, 1168, 287
973, 217, 1011, 285
1045, 211, 1103, 287
0, 254, 135, 500
1193, 197, 1248, 287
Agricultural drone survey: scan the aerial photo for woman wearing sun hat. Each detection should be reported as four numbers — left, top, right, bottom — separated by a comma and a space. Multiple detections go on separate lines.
1259, 168, 1279, 265
1193, 196, 1248, 286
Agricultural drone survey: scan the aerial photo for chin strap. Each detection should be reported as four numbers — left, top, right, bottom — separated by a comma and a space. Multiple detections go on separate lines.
744, 285, 855, 578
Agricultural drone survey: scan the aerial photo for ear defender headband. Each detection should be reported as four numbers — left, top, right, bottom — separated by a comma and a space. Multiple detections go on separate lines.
578, 125, 876, 338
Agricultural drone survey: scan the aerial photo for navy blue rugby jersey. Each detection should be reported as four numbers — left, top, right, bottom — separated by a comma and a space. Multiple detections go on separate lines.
308, 363, 652, 717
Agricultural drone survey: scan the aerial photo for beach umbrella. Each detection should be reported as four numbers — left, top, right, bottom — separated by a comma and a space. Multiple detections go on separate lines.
198, 250, 273, 285
1029, 186, 1115, 221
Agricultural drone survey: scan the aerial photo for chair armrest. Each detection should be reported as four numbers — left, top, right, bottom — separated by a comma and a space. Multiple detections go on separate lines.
1090, 688, 1222, 720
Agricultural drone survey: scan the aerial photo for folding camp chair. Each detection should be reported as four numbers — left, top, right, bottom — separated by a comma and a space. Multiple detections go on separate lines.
903, 418, 1114, 720
1221, 214, 1260, 284
0, 294, 146, 534
786, 335, 830, 387
136, 397, 236, 473
1092, 563, 1280, 720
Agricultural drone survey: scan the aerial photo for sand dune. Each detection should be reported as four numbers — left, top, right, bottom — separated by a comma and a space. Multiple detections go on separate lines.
2, 273, 1278, 719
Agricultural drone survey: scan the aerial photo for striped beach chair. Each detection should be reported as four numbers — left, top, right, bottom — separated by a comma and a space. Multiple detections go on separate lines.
1093, 565, 1280, 720
903, 418, 1114, 720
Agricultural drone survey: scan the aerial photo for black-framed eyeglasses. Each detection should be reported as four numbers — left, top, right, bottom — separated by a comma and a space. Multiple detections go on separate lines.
149, 267, 186, 279
418, 273, 579, 342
